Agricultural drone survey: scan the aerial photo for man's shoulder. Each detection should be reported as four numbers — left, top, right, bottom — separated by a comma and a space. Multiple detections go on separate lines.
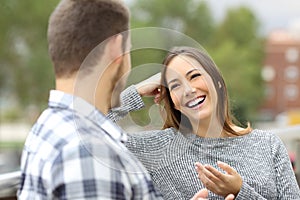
24, 104, 146, 170
23, 107, 84, 161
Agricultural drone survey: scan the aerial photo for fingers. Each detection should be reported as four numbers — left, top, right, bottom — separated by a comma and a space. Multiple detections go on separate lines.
225, 194, 235, 200
135, 73, 162, 96
190, 188, 208, 200
202, 164, 227, 182
195, 162, 222, 193
217, 161, 237, 175
195, 161, 241, 197
195, 163, 223, 183
151, 72, 161, 82
154, 92, 161, 104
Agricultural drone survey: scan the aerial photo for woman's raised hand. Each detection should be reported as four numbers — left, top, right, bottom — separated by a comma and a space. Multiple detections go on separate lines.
134, 73, 161, 103
195, 161, 242, 198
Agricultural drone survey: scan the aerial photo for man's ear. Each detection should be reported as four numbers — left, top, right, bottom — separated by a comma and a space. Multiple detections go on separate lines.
106, 34, 124, 65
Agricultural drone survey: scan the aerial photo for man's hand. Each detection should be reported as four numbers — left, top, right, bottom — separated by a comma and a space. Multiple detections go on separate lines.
191, 188, 235, 200
195, 161, 242, 198
191, 188, 209, 200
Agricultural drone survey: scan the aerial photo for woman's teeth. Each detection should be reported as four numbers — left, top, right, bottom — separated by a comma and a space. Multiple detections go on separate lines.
186, 96, 205, 108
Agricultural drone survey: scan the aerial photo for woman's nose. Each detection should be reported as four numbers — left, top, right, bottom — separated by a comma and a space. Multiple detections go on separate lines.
183, 83, 196, 97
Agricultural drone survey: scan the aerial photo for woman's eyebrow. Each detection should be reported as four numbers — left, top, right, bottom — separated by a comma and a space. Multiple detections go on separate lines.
185, 68, 199, 77
167, 78, 178, 86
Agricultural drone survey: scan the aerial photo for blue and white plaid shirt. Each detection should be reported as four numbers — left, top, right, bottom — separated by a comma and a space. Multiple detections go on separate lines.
18, 90, 162, 199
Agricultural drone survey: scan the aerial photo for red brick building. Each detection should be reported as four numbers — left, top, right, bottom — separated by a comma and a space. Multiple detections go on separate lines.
261, 30, 300, 124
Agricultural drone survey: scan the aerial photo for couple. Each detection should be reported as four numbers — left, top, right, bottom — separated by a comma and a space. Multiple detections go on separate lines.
18, 0, 300, 199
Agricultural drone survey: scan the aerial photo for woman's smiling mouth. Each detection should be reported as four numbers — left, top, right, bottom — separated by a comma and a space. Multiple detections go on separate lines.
185, 96, 206, 109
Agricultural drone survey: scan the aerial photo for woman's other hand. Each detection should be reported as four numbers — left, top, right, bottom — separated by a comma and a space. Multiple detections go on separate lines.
195, 161, 242, 198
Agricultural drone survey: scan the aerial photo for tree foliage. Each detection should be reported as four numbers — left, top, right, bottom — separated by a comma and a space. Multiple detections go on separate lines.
0, 0, 264, 124
130, 0, 215, 46
129, 1, 264, 124
211, 6, 264, 122
0, 0, 59, 114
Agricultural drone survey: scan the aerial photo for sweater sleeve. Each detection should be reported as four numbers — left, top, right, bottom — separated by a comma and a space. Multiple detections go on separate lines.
126, 128, 174, 173
107, 85, 144, 122
271, 133, 300, 199
236, 132, 300, 200
235, 182, 267, 200
107, 85, 174, 172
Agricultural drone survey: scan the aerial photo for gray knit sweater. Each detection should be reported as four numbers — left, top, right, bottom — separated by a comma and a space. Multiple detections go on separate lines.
108, 86, 300, 200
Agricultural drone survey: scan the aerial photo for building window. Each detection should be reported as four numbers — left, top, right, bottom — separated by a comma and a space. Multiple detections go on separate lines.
285, 48, 299, 63
265, 85, 274, 100
284, 84, 299, 101
285, 66, 299, 82
262, 65, 275, 82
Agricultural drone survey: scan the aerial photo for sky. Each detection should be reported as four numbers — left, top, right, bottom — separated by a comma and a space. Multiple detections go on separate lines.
203, 0, 300, 35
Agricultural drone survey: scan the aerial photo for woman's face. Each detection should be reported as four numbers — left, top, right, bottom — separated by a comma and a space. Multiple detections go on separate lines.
165, 55, 217, 124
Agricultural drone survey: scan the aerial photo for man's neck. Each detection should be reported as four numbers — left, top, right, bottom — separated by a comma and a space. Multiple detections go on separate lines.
55, 75, 111, 115
55, 77, 76, 95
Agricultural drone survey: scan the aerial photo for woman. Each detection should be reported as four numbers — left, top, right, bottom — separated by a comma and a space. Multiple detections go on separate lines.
108, 46, 300, 199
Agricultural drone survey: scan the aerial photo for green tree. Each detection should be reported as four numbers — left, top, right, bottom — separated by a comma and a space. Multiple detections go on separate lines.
212, 40, 264, 123
0, 0, 265, 124
128, 0, 216, 125
130, 0, 215, 46
213, 6, 260, 47
211, 6, 264, 123
129, 1, 264, 125
0, 0, 59, 120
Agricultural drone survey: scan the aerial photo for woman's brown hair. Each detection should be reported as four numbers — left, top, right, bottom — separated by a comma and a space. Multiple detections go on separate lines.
160, 46, 251, 136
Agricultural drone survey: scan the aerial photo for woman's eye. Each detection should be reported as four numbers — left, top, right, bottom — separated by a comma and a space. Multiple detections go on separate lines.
169, 83, 179, 90
190, 73, 201, 79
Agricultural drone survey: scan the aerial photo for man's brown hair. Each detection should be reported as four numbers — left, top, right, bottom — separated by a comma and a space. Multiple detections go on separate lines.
48, 0, 130, 78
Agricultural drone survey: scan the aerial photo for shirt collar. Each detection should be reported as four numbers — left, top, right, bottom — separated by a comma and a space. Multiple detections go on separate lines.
48, 90, 127, 143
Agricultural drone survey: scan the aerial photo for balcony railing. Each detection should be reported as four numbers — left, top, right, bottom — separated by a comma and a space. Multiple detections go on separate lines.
0, 171, 20, 200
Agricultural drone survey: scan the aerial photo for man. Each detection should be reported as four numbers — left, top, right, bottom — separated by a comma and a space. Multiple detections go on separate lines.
18, 0, 233, 199
18, 0, 160, 198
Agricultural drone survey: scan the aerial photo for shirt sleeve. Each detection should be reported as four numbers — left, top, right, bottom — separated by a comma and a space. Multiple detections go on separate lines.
271, 134, 300, 199
236, 133, 300, 200
107, 85, 144, 122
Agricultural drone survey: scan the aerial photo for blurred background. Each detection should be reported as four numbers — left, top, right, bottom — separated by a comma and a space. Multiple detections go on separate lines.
1, 0, 300, 198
